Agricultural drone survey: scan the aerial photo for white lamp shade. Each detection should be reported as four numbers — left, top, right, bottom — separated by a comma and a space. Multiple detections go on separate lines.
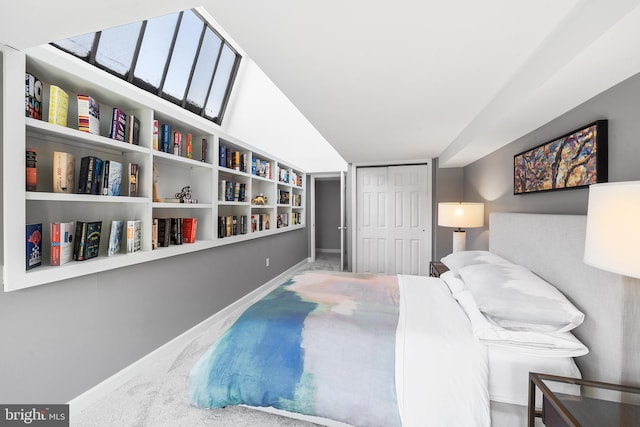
584, 181, 640, 278
438, 202, 484, 228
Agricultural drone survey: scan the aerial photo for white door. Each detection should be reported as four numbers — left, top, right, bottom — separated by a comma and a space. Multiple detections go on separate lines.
356, 165, 429, 275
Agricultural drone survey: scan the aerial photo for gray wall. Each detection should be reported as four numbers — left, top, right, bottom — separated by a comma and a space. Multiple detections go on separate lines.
432, 159, 464, 260
315, 179, 340, 252
437, 71, 640, 253
0, 229, 308, 403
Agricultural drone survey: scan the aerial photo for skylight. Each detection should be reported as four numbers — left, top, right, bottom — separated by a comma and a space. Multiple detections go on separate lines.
51, 9, 241, 125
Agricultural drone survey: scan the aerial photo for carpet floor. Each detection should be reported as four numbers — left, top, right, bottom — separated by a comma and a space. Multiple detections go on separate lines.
72, 255, 341, 427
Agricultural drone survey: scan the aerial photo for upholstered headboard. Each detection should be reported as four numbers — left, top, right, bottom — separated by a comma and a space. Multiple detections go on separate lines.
489, 212, 640, 387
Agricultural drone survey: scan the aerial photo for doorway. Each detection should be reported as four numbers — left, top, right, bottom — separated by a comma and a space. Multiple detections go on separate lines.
310, 172, 347, 271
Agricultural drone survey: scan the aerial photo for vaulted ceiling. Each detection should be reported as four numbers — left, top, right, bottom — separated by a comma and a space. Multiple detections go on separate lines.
3, 1, 640, 167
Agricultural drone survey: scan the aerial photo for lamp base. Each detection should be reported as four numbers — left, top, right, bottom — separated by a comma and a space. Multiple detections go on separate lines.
452, 230, 466, 252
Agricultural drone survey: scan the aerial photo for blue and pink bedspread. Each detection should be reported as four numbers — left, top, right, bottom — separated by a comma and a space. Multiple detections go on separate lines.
189, 271, 402, 426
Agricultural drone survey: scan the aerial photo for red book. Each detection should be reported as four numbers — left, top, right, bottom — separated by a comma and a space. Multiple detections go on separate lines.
182, 218, 197, 243
50, 222, 61, 266
173, 131, 182, 156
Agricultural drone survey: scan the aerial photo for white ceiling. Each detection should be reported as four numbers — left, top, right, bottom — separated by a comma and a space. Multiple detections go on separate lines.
3, 1, 640, 167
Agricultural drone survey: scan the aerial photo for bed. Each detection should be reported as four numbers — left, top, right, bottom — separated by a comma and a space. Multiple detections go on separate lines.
189, 213, 626, 426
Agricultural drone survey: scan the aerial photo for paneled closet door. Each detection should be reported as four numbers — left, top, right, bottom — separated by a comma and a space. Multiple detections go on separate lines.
356, 164, 429, 275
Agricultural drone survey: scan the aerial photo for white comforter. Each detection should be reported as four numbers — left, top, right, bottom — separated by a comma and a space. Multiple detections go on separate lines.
396, 275, 491, 426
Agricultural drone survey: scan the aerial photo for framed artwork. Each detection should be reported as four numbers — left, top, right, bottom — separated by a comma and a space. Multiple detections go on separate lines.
514, 120, 608, 195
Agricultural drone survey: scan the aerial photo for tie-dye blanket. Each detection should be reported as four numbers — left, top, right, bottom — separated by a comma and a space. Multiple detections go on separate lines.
190, 271, 402, 427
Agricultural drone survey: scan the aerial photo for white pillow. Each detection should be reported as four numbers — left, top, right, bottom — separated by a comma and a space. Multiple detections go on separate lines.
458, 263, 584, 333
440, 250, 512, 273
441, 271, 467, 296
454, 289, 588, 357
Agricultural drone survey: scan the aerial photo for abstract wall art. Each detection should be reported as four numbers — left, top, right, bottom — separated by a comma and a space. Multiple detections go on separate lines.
514, 120, 608, 194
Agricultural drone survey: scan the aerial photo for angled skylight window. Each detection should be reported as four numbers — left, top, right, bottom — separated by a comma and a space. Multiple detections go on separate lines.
133, 12, 180, 91
51, 9, 241, 125
51, 33, 95, 59
186, 27, 223, 114
162, 10, 204, 102
94, 21, 142, 77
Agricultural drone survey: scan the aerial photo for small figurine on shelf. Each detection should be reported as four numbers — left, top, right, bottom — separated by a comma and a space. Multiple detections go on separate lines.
175, 186, 197, 203
251, 193, 268, 205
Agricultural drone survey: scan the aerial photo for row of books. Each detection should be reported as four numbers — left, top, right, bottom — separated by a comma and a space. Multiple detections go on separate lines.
25, 219, 142, 270
157, 122, 208, 162
26, 217, 199, 270
292, 194, 303, 207
218, 215, 248, 238
277, 167, 303, 187
27, 73, 141, 144
48, 151, 139, 197
152, 217, 198, 248
219, 144, 248, 172
276, 212, 303, 228
218, 180, 247, 202
252, 157, 271, 179
278, 190, 290, 205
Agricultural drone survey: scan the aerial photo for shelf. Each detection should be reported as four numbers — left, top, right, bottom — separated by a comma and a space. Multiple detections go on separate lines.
153, 150, 214, 169
3, 45, 306, 291
26, 117, 149, 155
27, 192, 150, 204
251, 174, 274, 183
152, 202, 213, 209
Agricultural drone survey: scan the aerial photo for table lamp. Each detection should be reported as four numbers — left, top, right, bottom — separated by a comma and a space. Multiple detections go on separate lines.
584, 181, 640, 278
438, 202, 484, 252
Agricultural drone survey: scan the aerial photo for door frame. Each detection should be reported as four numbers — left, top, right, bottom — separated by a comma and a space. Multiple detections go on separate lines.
309, 172, 345, 265
350, 160, 433, 274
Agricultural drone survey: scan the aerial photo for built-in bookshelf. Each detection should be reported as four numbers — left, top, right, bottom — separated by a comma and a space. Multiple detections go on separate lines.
1, 44, 305, 291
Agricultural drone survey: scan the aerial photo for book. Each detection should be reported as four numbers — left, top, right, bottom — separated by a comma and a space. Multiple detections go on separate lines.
126, 220, 142, 253
161, 124, 171, 153
201, 138, 208, 162
25, 73, 42, 119
153, 120, 159, 150
173, 131, 182, 156
48, 85, 69, 126
26, 148, 37, 191
108, 107, 127, 141
77, 94, 100, 134
151, 218, 158, 249
170, 217, 182, 245
219, 143, 226, 167
128, 163, 139, 197
73, 221, 102, 261
52, 151, 75, 193
107, 220, 124, 256
186, 133, 193, 159
92, 158, 103, 195
26, 223, 43, 270
127, 114, 140, 144
182, 218, 197, 243
218, 179, 226, 201
157, 218, 171, 247
77, 156, 102, 194
102, 160, 122, 196
51, 221, 74, 265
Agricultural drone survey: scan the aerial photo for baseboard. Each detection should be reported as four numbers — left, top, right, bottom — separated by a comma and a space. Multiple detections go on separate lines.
317, 248, 340, 254
68, 257, 310, 417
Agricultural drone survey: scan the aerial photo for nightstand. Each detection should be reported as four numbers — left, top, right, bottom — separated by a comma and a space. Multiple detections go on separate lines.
528, 372, 640, 426
429, 261, 449, 278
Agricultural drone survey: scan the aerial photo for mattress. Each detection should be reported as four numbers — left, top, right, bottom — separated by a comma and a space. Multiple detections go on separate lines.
488, 344, 582, 406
